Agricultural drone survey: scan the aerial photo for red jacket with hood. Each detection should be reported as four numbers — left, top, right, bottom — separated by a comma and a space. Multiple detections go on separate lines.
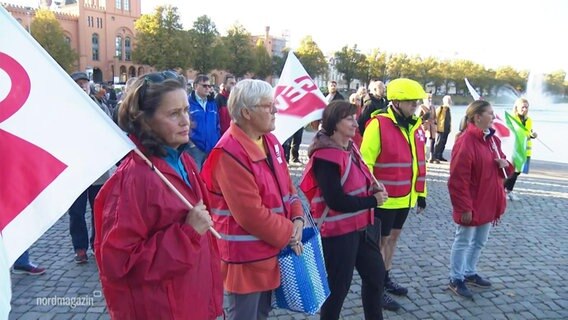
93, 140, 223, 320
448, 124, 513, 226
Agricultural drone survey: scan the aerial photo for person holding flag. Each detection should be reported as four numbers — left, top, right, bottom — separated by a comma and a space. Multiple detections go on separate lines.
447, 100, 513, 298
504, 98, 538, 201
360, 78, 428, 311
93, 71, 223, 319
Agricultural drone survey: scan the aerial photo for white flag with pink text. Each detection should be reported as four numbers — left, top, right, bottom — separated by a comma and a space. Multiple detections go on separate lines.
272, 52, 327, 143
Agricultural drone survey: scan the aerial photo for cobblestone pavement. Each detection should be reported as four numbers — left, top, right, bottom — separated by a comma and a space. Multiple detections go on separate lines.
9, 136, 568, 320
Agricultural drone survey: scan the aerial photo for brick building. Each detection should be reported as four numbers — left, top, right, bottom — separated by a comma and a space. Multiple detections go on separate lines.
3, 0, 147, 83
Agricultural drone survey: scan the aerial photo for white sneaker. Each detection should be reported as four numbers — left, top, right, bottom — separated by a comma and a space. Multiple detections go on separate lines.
508, 191, 520, 201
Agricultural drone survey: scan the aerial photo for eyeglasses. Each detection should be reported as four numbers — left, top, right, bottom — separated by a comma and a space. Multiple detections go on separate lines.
255, 103, 276, 113
139, 71, 184, 102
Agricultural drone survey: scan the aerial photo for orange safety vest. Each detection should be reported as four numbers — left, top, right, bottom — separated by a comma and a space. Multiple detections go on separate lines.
300, 147, 375, 237
373, 115, 426, 201
207, 132, 298, 263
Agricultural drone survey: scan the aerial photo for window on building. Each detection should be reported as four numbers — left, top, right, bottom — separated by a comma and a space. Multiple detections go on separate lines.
92, 33, 99, 61
65, 36, 71, 46
115, 36, 123, 61
115, 0, 121, 9
124, 37, 131, 61
96, 18, 101, 28
124, 0, 130, 11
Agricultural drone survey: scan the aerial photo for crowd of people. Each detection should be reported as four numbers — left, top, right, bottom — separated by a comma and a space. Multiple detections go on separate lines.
12, 69, 540, 320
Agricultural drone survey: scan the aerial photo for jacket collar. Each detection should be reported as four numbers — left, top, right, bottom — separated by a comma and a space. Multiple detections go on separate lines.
227, 123, 267, 162
466, 123, 495, 141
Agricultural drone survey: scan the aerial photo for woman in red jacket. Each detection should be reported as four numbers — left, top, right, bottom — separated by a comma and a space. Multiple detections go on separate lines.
93, 71, 223, 319
447, 100, 513, 299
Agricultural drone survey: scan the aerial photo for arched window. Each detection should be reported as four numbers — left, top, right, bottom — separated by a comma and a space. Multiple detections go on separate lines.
92, 33, 99, 61
124, 37, 131, 61
115, 35, 122, 61
65, 36, 71, 46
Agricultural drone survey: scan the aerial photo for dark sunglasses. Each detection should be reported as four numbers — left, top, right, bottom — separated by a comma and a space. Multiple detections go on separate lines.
139, 71, 184, 102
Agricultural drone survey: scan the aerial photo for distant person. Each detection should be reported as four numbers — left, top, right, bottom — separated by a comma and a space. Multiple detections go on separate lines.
113, 77, 138, 124
94, 71, 223, 319
215, 74, 237, 135
360, 78, 428, 311
283, 128, 304, 165
186, 74, 220, 171
68, 71, 112, 264
504, 98, 537, 201
419, 93, 438, 163
358, 80, 388, 135
434, 95, 452, 161
300, 100, 388, 320
326, 80, 345, 103
448, 100, 513, 298
349, 86, 367, 147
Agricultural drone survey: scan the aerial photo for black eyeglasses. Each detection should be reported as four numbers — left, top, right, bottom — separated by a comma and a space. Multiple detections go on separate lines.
139, 71, 184, 102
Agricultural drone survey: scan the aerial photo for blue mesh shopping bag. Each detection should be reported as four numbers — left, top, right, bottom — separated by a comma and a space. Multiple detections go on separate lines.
272, 206, 330, 315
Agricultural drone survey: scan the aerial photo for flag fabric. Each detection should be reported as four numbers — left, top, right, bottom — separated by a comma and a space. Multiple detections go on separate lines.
504, 111, 528, 172
464, 78, 510, 138
272, 52, 327, 143
0, 6, 135, 316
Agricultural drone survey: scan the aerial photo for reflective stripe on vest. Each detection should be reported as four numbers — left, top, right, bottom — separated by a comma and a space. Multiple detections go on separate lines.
219, 233, 260, 241
312, 186, 367, 204
317, 156, 352, 227
212, 205, 284, 217
374, 162, 412, 168
321, 209, 368, 223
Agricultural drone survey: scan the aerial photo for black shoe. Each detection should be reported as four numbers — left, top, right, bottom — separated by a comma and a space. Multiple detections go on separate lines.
429, 159, 440, 164
439, 157, 448, 162
385, 273, 408, 296
449, 279, 473, 298
382, 293, 401, 311
464, 274, 492, 288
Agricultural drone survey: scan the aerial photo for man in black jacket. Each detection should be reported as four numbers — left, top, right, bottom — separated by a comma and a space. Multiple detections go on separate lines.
358, 80, 388, 135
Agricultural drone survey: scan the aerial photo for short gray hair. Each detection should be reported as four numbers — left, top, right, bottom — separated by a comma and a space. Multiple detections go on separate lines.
228, 79, 274, 124
443, 95, 452, 105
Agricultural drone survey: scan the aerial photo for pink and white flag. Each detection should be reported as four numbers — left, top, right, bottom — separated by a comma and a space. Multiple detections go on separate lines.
272, 52, 327, 143
0, 6, 134, 316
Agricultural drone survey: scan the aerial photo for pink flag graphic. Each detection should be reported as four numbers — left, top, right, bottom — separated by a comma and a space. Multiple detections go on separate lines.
272, 52, 327, 143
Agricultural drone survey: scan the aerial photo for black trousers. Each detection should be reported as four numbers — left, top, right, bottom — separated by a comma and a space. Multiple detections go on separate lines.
434, 131, 449, 160
320, 224, 385, 320
504, 171, 521, 191
283, 128, 304, 162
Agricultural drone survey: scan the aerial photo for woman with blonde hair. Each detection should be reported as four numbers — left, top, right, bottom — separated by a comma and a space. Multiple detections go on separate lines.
503, 98, 538, 201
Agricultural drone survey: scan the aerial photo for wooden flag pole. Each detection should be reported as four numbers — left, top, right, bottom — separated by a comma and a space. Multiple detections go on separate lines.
133, 148, 222, 239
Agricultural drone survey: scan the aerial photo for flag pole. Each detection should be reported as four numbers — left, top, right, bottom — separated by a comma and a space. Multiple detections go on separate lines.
133, 148, 222, 239
536, 137, 554, 152
490, 137, 508, 179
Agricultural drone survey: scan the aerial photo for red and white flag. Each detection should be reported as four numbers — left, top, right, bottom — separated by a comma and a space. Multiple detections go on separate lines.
272, 52, 327, 143
0, 6, 134, 316
464, 78, 510, 138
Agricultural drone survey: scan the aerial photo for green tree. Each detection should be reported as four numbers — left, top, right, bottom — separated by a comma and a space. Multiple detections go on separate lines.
334, 45, 366, 90
495, 66, 524, 92
132, 6, 190, 70
187, 15, 224, 74
30, 9, 78, 72
367, 49, 388, 83
545, 70, 567, 95
221, 23, 255, 78
271, 49, 289, 77
252, 39, 272, 80
295, 36, 328, 78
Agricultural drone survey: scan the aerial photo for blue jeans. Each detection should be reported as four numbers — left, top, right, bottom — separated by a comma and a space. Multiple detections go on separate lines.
14, 250, 30, 267
68, 184, 102, 251
449, 223, 491, 281
185, 144, 208, 172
